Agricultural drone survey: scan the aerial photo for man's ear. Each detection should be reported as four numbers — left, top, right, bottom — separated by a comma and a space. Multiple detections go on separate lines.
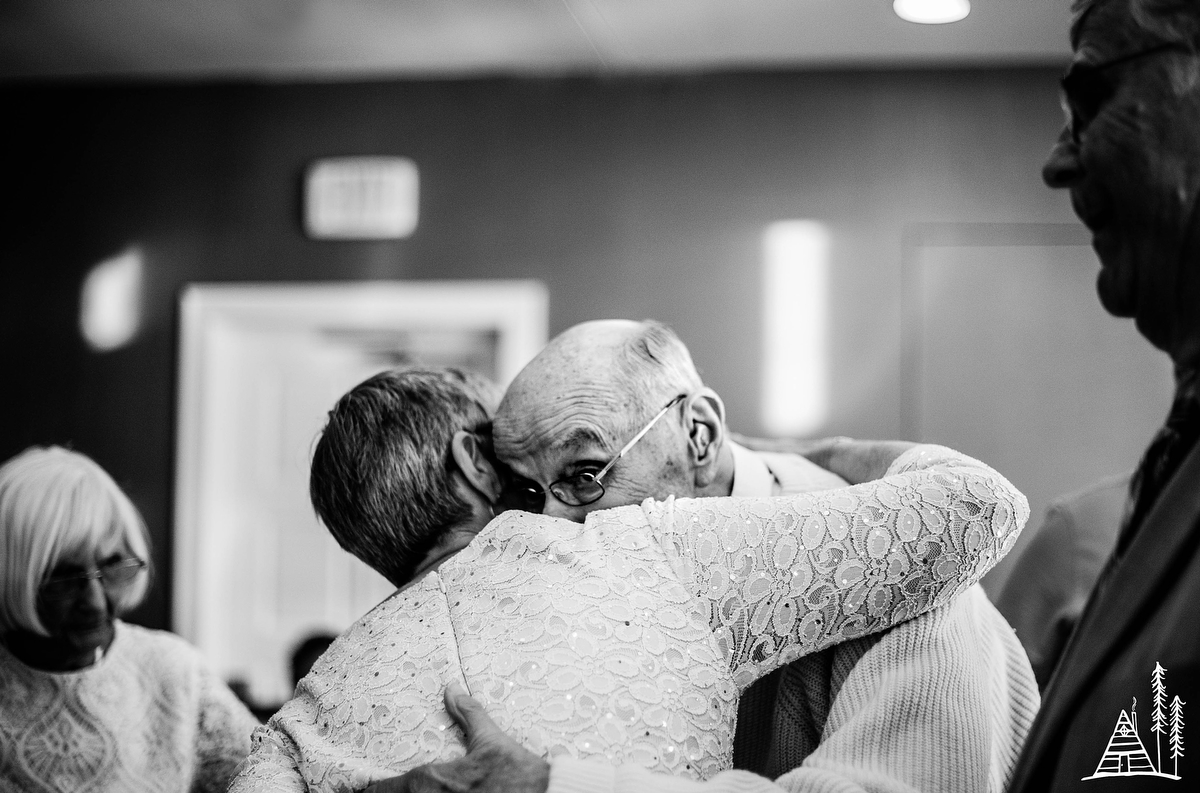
450, 430, 502, 504
684, 388, 726, 487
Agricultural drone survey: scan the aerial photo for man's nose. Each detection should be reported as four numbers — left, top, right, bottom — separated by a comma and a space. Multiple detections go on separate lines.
1043, 128, 1085, 188
542, 497, 587, 523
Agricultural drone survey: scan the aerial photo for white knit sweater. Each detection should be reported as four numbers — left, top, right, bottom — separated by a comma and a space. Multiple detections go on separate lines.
0, 620, 259, 793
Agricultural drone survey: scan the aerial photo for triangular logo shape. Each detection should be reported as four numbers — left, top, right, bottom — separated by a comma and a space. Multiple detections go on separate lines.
1086, 710, 1157, 777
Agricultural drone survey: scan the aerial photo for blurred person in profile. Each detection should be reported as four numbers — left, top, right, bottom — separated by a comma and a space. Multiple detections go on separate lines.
995, 473, 1130, 690
291, 633, 337, 689
1006, 0, 1200, 789
0, 446, 259, 792
230, 363, 1030, 793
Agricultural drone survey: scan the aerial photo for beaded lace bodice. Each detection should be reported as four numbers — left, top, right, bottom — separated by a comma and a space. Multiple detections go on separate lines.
231, 445, 1027, 792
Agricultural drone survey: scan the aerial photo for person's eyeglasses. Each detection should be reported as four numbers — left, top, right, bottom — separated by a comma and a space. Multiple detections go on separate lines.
1060, 41, 1192, 143
504, 393, 687, 513
40, 559, 147, 601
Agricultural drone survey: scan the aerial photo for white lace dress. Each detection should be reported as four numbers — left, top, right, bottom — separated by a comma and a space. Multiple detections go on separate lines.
230, 445, 1027, 792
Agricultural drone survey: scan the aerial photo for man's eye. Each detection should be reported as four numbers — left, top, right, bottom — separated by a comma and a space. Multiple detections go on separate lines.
1063, 68, 1113, 129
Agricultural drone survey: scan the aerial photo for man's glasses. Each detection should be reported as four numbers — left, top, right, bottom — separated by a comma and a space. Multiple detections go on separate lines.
40, 558, 147, 601
503, 393, 687, 513
1060, 41, 1191, 143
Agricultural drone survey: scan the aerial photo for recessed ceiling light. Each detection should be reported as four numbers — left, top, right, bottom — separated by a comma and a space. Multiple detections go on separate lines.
894, 0, 970, 24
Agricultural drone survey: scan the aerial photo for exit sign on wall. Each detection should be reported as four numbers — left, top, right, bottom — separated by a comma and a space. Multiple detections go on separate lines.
304, 157, 419, 240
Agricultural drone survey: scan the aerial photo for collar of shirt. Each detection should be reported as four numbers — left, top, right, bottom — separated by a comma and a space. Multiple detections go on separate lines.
730, 442, 783, 497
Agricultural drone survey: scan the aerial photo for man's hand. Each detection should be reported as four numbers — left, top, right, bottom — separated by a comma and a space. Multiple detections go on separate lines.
361, 683, 550, 793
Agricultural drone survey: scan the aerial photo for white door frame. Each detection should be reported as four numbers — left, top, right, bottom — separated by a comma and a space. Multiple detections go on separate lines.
173, 280, 548, 698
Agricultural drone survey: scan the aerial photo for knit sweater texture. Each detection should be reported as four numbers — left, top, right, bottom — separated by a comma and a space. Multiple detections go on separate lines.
0, 620, 259, 793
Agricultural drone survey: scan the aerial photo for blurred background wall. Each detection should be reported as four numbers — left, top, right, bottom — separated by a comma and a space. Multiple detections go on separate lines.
1, 66, 1164, 632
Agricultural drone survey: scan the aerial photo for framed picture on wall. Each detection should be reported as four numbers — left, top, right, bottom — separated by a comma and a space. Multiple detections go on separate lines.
173, 280, 547, 705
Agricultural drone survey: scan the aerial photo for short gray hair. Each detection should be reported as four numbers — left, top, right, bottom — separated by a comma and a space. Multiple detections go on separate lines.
309, 367, 500, 587
610, 321, 704, 437
0, 446, 151, 636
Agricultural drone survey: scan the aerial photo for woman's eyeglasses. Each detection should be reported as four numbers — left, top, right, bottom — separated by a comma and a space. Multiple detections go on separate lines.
503, 394, 687, 513
40, 559, 147, 601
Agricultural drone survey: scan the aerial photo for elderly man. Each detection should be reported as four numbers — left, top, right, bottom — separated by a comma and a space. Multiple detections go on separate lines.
379, 319, 1038, 793
495, 320, 848, 520
1007, 1, 1200, 790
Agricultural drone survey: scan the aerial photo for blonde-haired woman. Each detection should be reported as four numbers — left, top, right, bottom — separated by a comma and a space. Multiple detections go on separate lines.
0, 446, 258, 792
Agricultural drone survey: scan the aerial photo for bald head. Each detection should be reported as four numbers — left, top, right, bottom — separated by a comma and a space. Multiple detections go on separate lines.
494, 320, 729, 520
496, 320, 702, 458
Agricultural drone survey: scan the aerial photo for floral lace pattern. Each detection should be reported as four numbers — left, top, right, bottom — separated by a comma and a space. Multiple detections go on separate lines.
230, 445, 1027, 791
655, 444, 1024, 689
233, 585, 468, 792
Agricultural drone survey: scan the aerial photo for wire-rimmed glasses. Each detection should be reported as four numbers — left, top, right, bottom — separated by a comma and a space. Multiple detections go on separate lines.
503, 393, 687, 513
40, 558, 147, 602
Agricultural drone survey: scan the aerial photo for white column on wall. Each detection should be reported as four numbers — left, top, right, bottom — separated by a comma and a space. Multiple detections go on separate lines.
761, 220, 830, 437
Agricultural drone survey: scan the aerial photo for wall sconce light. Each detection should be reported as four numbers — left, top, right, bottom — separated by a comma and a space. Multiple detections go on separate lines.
761, 220, 830, 437
894, 0, 970, 24
80, 246, 143, 352
304, 156, 419, 240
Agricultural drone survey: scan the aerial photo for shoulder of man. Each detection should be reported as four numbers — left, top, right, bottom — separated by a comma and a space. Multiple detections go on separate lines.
1046, 473, 1130, 548
753, 448, 850, 494
994, 472, 1131, 687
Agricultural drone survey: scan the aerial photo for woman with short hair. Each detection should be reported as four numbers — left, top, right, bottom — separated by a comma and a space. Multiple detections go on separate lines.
0, 446, 259, 792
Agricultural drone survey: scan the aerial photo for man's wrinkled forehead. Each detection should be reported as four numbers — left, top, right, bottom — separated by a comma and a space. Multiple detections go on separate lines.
1071, 0, 1102, 48
493, 391, 622, 466
1073, 0, 1195, 54
497, 422, 614, 481
1072, 0, 1141, 54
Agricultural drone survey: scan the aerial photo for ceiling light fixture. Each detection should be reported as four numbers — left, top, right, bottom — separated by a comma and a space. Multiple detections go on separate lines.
893, 0, 970, 24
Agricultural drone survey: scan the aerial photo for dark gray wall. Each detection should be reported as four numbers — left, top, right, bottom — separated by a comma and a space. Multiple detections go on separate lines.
3, 68, 1112, 629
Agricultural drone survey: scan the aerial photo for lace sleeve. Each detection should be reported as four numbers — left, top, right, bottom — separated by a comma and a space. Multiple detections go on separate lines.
644, 444, 1029, 690
225, 725, 308, 793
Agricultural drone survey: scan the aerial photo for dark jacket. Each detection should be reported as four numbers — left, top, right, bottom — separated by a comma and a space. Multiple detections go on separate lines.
1008, 443, 1200, 791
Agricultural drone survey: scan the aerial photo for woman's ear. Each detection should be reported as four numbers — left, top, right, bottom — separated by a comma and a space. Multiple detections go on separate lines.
450, 430, 502, 503
685, 388, 726, 486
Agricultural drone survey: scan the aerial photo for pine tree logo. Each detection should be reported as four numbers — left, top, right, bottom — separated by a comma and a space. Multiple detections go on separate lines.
1170, 695, 1186, 779
1083, 662, 1184, 781
1152, 662, 1168, 772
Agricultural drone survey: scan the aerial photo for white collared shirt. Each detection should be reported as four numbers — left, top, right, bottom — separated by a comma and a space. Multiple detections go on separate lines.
730, 441, 784, 497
